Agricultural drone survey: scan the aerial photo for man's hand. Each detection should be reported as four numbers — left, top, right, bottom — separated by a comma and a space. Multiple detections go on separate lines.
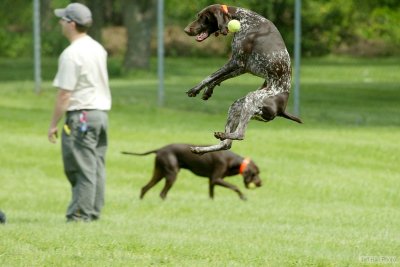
48, 89, 71, 144
48, 126, 58, 143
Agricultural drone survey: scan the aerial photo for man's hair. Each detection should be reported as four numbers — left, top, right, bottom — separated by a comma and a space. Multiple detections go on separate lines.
75, 22, 90, 33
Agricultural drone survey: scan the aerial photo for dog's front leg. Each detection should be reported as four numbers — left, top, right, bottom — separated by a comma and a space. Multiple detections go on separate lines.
202, 67, 245, 100
211, 178, 247, 200
186, 61, 239, 98
208, 170, 228, 198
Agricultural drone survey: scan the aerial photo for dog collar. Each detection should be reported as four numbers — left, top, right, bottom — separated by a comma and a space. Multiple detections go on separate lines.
221, 4, 229, 14
239, 157, 251, 174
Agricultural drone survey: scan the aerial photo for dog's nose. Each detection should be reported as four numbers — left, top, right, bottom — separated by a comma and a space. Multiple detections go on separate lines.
184, 26, 192, 35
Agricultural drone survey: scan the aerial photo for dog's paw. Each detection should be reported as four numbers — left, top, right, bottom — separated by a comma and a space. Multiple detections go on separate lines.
186, 90, 198, 97
202, 86, 215, 100
202, 94, 211, 100
186, 86, 203, 97
214, 132, 226, 140
239, 194, 248, 201
202, 90, 214, 100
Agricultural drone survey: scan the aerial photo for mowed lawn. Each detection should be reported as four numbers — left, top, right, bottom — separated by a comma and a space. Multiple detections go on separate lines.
0, 56, 399, 266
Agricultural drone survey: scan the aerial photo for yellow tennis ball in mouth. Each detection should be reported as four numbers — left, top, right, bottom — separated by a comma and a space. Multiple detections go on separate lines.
228, 19, 241, 33
248, 182, 256, 189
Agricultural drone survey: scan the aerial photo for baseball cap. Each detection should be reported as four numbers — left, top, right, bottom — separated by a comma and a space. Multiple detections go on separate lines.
54, 3, 93, 27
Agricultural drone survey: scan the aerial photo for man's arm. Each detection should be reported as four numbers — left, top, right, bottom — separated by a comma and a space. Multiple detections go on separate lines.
48, 89, 72, 143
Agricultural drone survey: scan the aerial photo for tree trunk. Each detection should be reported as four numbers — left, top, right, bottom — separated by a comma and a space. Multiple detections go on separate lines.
87, 0, 104, 43
123, 0, 156, 70
40, 0, 52, 32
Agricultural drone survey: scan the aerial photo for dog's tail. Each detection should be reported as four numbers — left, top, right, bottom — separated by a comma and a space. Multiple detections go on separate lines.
121, 150, 158, 156
280, 111, 303, 123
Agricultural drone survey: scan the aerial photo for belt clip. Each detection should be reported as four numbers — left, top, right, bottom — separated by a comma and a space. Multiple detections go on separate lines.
79, 111, 88, 134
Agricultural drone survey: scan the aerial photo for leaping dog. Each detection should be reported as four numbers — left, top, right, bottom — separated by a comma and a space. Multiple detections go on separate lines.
184, 4, 302, 154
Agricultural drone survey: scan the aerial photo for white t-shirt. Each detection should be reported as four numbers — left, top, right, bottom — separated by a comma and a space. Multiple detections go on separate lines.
53, 35, 112, 111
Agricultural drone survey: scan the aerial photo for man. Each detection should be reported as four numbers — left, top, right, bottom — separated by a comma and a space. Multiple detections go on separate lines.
0, 210, 6, 224
48, 3, 111, 222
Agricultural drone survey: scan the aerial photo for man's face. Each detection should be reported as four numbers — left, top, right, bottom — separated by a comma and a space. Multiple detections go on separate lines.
59, 17, 73, 38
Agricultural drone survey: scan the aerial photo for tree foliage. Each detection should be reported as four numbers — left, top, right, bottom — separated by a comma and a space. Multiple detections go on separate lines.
0, 0, 399, 58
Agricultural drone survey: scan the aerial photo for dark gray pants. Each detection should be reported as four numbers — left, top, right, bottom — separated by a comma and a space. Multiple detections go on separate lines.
62, 110, 108, 221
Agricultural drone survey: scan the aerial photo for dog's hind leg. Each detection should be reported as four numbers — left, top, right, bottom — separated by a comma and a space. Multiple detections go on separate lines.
214, 97, 253, 141
209, 179, 215, 199
159, 172, 178, 200
190, 98, 245, 153
215, 114, 252, 141
190, 139, 232, 154
140, 168, 164, 199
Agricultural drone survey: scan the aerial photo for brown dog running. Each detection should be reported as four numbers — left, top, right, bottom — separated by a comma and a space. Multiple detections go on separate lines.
122, 143, 262, 200
184, 5, 302, 154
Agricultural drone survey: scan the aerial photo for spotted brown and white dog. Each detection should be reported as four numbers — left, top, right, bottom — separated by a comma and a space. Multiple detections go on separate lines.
184, 4, 302, 154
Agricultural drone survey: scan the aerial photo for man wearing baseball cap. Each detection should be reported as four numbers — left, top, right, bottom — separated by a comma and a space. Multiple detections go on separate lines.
48, 3, 112, 222
54, 2, 93, 27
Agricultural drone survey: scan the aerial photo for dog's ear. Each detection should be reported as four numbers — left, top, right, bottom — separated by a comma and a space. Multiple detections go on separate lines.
212, 6, 230, 35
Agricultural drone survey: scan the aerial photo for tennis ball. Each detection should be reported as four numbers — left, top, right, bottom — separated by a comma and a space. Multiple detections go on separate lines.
248, 182, 256, 189
228, 19, 241, 33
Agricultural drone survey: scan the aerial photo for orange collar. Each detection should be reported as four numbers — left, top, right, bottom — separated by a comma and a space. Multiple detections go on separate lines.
239, 158, 251, 174
221, 4, 229, 14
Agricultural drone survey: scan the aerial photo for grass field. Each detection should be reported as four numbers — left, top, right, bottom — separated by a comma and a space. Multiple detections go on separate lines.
0, 56, 399, 266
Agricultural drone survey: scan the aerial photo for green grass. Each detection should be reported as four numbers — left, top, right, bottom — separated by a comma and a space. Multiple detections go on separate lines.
0, 56, 399, 266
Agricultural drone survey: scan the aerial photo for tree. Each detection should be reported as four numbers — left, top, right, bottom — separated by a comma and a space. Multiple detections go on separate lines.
87, 0, 104, 42
122, 0, 156, 71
